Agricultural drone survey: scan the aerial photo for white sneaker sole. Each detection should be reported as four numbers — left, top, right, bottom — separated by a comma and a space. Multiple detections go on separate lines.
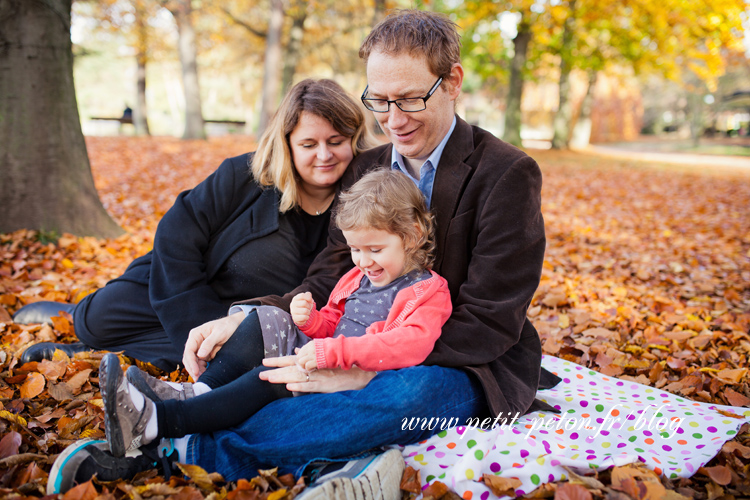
298, 450, 405, 500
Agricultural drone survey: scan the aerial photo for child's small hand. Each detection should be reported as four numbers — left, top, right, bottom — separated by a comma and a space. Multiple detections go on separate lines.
291, 292, 314, 326
295, 342, 318, 372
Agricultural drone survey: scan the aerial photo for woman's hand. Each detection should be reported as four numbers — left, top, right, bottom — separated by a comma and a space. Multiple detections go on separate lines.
183, 311, 245, 380
260, 355, 377, 393
290, 292, 314, 326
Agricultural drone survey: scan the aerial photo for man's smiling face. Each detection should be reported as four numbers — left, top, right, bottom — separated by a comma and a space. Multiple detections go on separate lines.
365, 50, 460, 163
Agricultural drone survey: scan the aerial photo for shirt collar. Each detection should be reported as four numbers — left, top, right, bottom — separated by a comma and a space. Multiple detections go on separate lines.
390, 116, 457, 175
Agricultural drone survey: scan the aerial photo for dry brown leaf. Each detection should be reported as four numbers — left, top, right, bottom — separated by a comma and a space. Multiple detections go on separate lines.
423, 480, 449, 498
482, 474, 522, 498
724, 388, 750, 407
716, 368, 747, 384
62, 480, 98, 500
38, 358, 68, 382
705, 481, 724, 500
177, 463, 221, 490
47, 382, 76, 402
722, 440, 750, 458
554, 483, 592, 500
399, 465, 421, 494
699, 465, 732, 485
0, 431, 22, 459
65, 368, 92, 393
581, 327, 616, 339
19, 372, 45, 399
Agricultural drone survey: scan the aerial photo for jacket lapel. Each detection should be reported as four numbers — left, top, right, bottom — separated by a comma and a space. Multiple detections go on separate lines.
431, 117, 474, 268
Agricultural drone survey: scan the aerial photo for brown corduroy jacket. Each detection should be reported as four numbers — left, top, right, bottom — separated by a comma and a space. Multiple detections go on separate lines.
243, 116, 552, 417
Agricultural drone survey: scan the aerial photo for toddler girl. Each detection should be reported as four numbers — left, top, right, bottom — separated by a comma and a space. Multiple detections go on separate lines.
98, 169, 452, 458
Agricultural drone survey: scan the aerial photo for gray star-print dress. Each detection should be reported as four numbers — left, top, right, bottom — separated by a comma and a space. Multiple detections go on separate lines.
256, 270, 430, 358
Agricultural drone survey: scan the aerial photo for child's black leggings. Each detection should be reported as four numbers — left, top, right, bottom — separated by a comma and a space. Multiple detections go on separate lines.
154, 310, 293, 439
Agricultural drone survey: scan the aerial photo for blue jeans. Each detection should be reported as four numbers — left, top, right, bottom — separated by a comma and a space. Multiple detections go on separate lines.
185, 365, 488, 480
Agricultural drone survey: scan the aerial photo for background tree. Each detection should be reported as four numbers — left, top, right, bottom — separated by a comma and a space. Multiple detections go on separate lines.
0, 0, 122, 237
84, 0, 168, 136
162, 0, 206, 139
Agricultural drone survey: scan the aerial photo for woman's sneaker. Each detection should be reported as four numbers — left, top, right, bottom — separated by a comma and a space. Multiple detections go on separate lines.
126, 365, 194, 402
47, 439, 160, 494
100, 353, 155, 457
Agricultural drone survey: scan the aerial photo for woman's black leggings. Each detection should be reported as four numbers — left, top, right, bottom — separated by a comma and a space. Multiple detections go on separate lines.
154, 310, 293, 438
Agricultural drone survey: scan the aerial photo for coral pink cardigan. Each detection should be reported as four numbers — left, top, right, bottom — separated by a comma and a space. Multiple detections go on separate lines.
299, 267, 452, 371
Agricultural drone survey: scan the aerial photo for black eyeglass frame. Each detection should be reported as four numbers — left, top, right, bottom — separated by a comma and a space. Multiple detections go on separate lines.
361, 76, 444, 113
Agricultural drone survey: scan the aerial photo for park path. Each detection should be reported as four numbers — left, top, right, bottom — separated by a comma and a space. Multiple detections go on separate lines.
582, 144, 750, 170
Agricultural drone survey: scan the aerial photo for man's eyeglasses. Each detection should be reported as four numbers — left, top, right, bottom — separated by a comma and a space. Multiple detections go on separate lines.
361, 77, 443, 113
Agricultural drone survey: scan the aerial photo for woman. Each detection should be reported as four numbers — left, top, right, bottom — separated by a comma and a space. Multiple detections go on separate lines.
16, 79, 374, 371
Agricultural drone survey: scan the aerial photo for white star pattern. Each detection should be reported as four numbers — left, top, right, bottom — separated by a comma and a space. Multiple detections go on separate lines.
267, 324, 272, 329
272, 343, 278, 351
273, 310, 279, 315
377, 299, 383, 304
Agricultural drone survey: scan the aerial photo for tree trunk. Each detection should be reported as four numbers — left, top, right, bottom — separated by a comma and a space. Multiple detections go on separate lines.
257, 0, 284, 137
134, 0, 150, 135
281, 6, 307, 93
0, 0, 122, 237
169, 0, 205, 140
551, 0, 577, 149
570, 70, 597, 149
503, 18, 531, 148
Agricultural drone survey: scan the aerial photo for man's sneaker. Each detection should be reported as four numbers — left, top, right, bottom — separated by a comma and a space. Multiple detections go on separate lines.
126, 365, 194, 402
100, 353, 155, 457
298, 449, 405, 500
47, 439, 159, 494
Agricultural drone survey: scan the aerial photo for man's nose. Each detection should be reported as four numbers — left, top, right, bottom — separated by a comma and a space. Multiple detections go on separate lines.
387, 105, 409, 130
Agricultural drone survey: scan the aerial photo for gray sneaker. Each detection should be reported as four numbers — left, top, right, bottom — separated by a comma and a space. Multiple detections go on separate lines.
100, 353, 155, 457
126, 365, 194, 402
298, 449, 405, 500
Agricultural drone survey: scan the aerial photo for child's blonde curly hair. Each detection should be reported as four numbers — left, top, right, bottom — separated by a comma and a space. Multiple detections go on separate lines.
335, 169, 435, 274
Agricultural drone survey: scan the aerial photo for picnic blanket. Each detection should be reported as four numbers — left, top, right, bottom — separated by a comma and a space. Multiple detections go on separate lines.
399, 355, 750, 499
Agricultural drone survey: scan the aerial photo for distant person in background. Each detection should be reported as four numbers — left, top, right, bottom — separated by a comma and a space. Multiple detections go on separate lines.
14, 79, 374, 371
121, 105, 133, 123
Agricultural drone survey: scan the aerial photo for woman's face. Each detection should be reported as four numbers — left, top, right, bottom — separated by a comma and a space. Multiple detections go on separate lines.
289, 112, 354, 191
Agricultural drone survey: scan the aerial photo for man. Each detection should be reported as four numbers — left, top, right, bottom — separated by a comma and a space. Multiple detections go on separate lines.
49, 9, 556, 497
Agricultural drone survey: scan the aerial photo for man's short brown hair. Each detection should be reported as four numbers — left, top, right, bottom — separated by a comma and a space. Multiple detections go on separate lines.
359, 9, 461, 79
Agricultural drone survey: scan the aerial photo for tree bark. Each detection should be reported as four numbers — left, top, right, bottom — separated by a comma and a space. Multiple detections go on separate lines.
570, 70, 597, 149
134, 0, 150, 135
281, 6, 307, 93
0, 0, 122, 237
503, 17, 531, 148
168, 0, 205, 140
551, 0, 577, 149
257, 0, 284, 137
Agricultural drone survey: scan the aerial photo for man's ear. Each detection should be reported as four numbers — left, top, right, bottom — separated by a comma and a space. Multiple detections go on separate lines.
444, 63, 464, 100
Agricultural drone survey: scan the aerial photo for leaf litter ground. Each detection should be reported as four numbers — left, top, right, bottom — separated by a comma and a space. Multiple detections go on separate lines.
1, 138, 749, 499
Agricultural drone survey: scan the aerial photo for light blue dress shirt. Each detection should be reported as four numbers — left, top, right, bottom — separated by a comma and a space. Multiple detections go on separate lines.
390, 116, 457, 209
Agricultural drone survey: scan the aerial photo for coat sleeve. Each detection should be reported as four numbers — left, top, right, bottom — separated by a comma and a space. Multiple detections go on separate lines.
315, 277, 452, 371
426, 155, 545, 367
149, 156, 256, 349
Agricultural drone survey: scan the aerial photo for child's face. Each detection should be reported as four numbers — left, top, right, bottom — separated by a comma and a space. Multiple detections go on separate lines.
343, 228, 408, 287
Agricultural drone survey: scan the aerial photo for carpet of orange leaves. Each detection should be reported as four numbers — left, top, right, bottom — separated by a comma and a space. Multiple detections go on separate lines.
0, 137, 749, 499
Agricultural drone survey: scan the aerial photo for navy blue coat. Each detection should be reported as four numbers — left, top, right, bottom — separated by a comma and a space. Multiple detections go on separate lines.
113, 153, 283, 349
